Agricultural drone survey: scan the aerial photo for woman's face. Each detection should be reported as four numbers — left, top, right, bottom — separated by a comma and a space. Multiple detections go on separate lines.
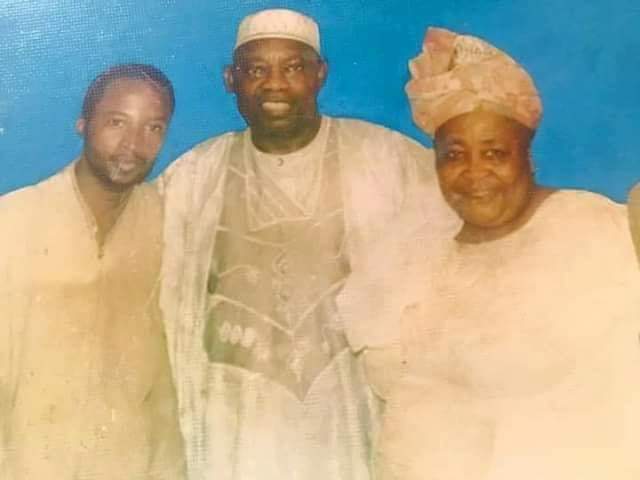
434, 109, 534, 229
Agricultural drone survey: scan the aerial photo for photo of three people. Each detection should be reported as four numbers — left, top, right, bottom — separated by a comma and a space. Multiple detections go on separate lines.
1, 1, 639, 479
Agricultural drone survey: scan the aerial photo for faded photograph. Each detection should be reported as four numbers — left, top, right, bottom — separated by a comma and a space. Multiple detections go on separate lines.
0, 1, 639, 480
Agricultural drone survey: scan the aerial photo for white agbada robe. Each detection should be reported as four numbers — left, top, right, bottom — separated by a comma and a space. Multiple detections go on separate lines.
158, 116, 457, 480
339, 189, 640, 480
0, 166, 185, 480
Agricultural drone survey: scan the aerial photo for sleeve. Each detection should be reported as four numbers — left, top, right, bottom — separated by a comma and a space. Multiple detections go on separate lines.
151, 134, 234, 479
389, 129, 437, 195
0, 195, 25, 473
155, 150, 190, 199
0, 252, 10, 473
146, 285, 187, 480
155, 134, 232, 199
337, 119, 459, 346
387, 128, 460, 235
154, 135, 233, 299
153, 136, 228, 366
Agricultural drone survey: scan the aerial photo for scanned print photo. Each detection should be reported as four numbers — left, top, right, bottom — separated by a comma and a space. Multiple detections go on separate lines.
1, 0, 639, 479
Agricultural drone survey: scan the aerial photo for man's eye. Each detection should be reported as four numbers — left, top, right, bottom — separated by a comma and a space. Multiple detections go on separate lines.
445, 150, 464, 161
284, 64, 304, 74
485, 149, 507, 160
108, 118, 124, 127
149, 124, 166, 134
247, 66, 266, 78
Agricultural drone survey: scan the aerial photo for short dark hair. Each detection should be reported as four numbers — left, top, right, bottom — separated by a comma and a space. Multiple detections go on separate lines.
81, 63, 175, 120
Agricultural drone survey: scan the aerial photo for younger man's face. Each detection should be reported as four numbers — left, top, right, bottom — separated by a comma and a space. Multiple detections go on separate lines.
77, 78, 171, 190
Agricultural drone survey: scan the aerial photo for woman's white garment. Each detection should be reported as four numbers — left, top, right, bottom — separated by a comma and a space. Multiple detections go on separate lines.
340, 190, 640, 479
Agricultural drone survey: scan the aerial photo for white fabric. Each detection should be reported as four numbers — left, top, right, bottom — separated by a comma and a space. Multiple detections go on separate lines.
252, 116, 329, 213
235, 8, 321, 53
339, 189, 640, 479
0, 166, 185, 479
158, 116, 459, 480
205, 120, 366, 479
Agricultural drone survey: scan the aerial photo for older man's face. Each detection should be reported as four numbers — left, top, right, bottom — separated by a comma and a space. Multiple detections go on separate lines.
225, 38, 326, 144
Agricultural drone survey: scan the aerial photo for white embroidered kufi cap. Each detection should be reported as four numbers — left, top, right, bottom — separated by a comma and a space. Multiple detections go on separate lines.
235, 8, 321, 54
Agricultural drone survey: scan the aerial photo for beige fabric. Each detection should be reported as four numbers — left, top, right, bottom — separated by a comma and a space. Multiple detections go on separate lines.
0, 166, 185, 479
158, 116, 459, 480
406, 27, 542, 135
339, 190, 640, 479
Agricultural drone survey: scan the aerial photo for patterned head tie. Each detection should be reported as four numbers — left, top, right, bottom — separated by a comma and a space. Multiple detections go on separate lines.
406, 27, 542, 136
235, 8, 321, 54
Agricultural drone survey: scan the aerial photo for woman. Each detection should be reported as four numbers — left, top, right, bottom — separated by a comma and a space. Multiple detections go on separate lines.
339, 28, 640, 479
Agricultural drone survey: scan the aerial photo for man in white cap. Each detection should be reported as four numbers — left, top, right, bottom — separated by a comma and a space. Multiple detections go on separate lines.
158, 8, 454, 480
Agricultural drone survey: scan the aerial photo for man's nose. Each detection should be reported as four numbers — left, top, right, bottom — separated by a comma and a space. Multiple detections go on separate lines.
119, 126, 145, 153
262, 66, 288, 90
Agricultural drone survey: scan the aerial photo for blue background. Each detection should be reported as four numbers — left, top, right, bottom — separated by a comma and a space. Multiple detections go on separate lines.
1, 0, 638, 200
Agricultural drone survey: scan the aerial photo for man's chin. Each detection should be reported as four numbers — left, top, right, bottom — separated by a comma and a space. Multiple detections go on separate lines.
103, 171, 148, 191
254, 117, 299, 137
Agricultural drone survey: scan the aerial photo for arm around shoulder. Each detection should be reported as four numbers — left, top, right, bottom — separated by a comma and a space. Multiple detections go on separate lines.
156, 133, 236, 198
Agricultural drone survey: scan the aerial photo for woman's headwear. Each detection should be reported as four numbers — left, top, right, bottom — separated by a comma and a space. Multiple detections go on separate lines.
406, 27, 542, 136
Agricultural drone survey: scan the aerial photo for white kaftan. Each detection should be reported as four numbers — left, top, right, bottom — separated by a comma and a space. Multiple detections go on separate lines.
159, 116, 457, 480
0, 166, 185, 479
340, 189, 640, 480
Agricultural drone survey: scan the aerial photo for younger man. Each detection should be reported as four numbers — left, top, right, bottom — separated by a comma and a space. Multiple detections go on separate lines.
0, 64, 185, 479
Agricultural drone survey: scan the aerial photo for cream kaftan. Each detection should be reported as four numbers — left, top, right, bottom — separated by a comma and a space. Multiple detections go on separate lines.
0, 166, 185, 479
340, 190, 640, 480
159, 117, 457, 480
